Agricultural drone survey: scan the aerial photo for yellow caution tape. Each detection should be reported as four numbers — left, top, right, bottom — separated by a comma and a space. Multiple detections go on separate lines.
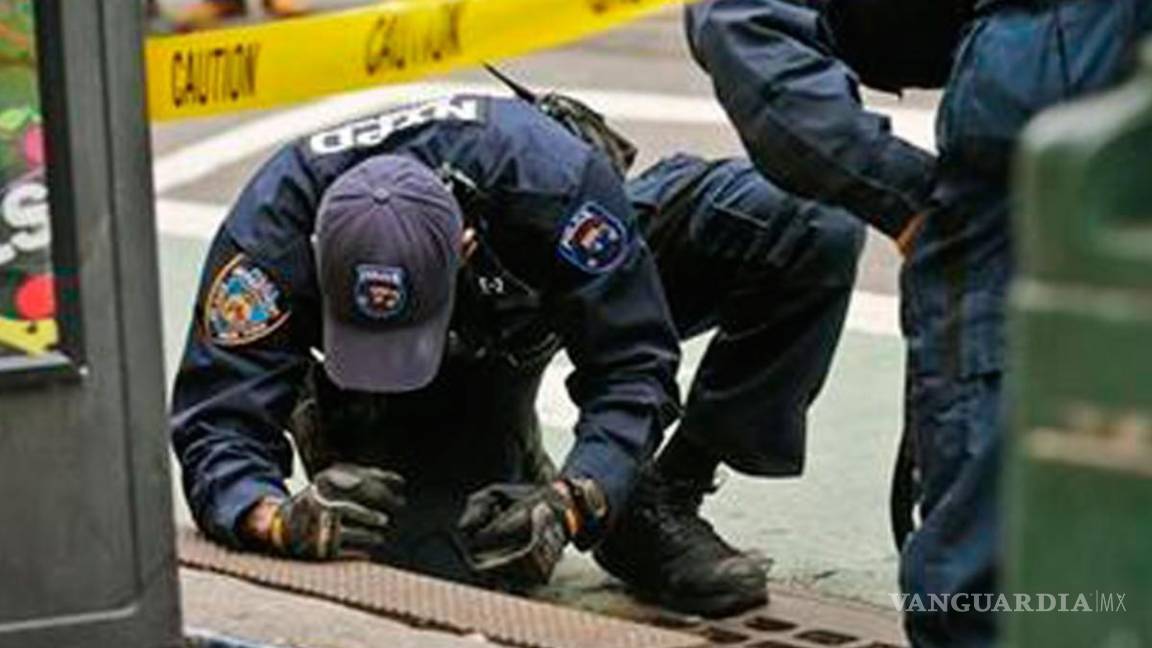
0, 315, 58, 356
145, 0, 684, 121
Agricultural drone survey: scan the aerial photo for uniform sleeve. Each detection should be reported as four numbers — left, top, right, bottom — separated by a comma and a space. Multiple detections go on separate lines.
170, 229, 308, 548
547, 155, 682, 515
685, 0, 937, 239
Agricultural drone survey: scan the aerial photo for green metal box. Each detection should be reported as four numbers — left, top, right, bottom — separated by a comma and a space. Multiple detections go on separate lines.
1008, 41, 1152, 647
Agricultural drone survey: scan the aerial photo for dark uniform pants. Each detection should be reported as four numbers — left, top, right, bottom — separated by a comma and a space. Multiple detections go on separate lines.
630, 155, 864, 476
687, 0, 1151, 645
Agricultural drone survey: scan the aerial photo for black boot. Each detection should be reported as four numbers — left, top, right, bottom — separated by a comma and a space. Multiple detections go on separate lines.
594, 465, 768, 617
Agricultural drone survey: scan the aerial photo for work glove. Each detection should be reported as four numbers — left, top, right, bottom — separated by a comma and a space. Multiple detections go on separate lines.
457, 482, 577, 587
457, 479, 609, 587
267, 464, 406, 560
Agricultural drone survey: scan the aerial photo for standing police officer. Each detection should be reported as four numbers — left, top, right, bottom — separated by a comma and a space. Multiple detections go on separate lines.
684, 0, 1151, 643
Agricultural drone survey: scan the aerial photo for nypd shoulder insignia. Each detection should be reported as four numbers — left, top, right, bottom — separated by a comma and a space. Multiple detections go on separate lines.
558, 202, 629, 274
204, 254, 289, 346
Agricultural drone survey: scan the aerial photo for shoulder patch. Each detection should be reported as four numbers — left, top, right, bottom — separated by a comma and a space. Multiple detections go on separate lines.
558, 202, 629, 274
204, 254, 290, 347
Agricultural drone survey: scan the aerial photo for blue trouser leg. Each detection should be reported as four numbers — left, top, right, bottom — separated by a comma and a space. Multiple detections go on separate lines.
630, 155, 864, 475
899, 175, 1008, 647
685, 0, 937, 239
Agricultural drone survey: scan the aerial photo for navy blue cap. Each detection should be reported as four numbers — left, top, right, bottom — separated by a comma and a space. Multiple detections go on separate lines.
315, 155, 463, 392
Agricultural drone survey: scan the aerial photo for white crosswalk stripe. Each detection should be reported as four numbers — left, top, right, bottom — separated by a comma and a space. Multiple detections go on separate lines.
154, 81, 936, 193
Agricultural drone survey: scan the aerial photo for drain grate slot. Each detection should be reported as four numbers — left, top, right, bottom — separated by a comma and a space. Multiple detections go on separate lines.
793, 629, 858, 645
701, 627, 749, 644
744, 617, 798, 633
675, 591, 907, 647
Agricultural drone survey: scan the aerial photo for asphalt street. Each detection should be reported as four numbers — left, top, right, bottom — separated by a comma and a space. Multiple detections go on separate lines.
152, 7, 934, 613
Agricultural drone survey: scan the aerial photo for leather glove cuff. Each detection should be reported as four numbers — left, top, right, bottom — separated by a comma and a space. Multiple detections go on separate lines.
559, 477, 610, 551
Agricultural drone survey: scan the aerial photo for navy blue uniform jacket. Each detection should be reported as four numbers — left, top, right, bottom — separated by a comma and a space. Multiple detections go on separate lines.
170, 95, 682, 546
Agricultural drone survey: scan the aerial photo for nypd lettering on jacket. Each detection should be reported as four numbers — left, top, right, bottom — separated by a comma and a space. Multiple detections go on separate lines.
309, 95, 486, 155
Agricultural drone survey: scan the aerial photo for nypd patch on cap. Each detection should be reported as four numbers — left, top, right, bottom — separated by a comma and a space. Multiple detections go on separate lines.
354, 265, 408, 321
314, 155, 463, 393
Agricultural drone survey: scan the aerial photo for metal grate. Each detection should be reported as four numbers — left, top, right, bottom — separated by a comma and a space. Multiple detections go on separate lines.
622, 598, 907, 648
559, 577, 908, 648
179, 527, 906, 648
177, 527, 705, 648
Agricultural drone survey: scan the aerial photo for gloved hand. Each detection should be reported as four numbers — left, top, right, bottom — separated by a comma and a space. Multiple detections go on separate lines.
247, 464, 406, 560
456, 482, 578, 587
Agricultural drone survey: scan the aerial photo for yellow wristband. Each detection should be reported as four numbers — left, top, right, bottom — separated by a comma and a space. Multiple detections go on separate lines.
563, 507, 582, 539
269, 507, 286, 553
551, 481, 582, 539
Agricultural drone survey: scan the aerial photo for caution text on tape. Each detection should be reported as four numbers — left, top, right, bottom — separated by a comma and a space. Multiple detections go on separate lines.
146, 0, 683, 121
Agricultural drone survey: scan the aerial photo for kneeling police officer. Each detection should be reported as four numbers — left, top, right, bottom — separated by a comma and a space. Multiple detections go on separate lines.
171, 91, 863, 607
172, 93, 681, 587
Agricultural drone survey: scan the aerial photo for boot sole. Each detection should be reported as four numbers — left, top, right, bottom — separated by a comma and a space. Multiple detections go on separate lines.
595, 549, 769, 618
642, 585, 769, 619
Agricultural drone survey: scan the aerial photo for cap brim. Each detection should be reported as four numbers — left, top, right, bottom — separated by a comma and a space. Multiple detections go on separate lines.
323, 309, 450, 393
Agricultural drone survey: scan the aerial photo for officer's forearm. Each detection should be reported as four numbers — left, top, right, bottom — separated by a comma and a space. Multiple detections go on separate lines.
176, 446, 292, 549
562, 409, 660, 524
